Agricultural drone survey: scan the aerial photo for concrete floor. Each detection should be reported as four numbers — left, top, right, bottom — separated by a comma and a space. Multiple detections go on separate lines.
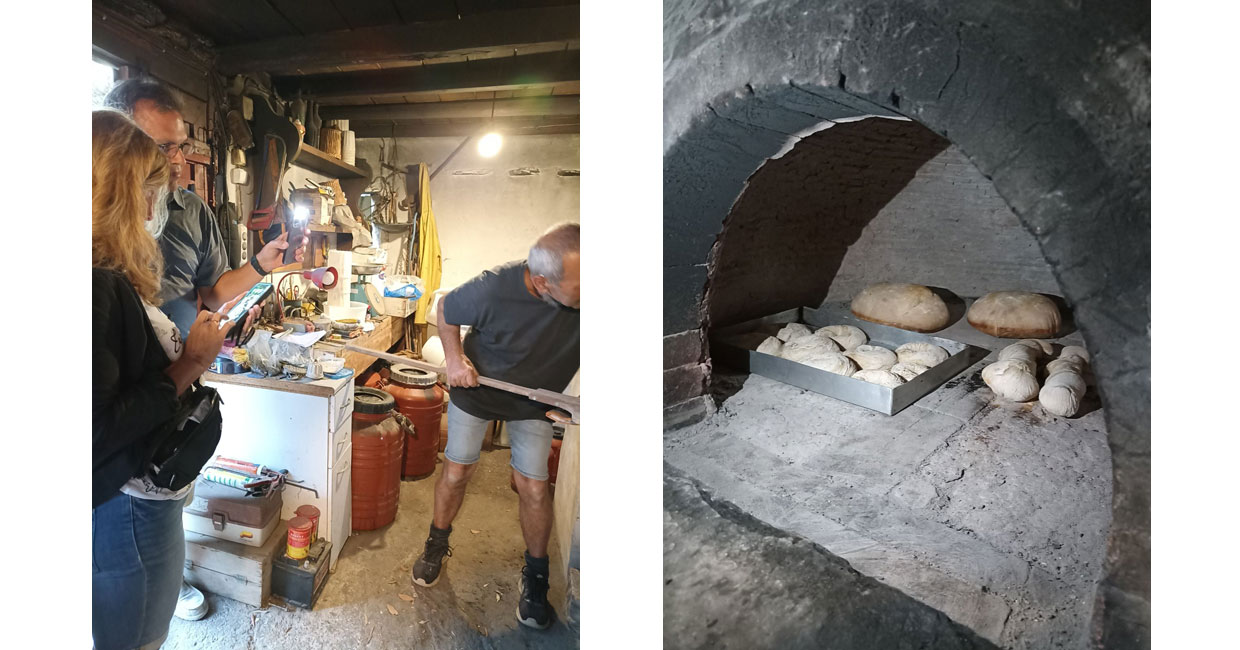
665, 354, 1112, 649
166, 449, 578, 650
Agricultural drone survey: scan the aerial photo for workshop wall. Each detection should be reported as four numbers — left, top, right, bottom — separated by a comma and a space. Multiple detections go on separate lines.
355, 135, 581, 290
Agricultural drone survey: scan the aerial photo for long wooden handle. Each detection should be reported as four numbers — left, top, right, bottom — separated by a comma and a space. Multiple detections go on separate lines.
342, 344, 581, 423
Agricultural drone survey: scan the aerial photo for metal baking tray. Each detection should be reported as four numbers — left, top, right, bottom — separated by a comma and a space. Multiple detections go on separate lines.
710, 304, 988, 416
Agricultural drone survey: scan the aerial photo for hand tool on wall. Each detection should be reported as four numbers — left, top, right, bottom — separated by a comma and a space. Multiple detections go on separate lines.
342, 344, 581, 424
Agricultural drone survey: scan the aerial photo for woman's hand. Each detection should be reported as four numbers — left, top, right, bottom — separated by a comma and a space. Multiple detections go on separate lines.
164, 295, 243, 394
183, 308, 233, 367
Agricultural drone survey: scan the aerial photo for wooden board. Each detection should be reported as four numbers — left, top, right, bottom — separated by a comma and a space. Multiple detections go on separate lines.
204, 370, 343, 398
185, 520, 287, 608
333, 316, 405, 374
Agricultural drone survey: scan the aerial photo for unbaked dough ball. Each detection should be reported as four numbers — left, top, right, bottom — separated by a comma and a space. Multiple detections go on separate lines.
802, 352, 858, 377
891, 362, 930, 382
1016, 339, 1054, 356
1046, 357, 1086, 377
967, 291, 1061, 338
1059, 345, 1090, 363
756, 336, 783, 356
780, 336, 841, 363
850, 283, 950, 332
1039, 346, 1090, 416
895, 342, 949, 368
776, 323, 813, 342
847, 344, 898, 370
852, 369, 906, 388
981, 359, 1040, 402
1039, 371, 1087, 416
998, 341, 1041, 364
815, 324, 868, 351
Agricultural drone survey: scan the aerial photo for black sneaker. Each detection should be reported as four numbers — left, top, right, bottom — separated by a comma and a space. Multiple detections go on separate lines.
411, 525, 452, 587
516, 553, 555, 629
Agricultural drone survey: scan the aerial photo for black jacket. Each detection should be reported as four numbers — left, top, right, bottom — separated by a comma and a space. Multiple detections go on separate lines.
92, 267, 180, 508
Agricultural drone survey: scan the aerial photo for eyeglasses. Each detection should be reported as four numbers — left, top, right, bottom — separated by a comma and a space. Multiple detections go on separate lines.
158, 142, 194, 158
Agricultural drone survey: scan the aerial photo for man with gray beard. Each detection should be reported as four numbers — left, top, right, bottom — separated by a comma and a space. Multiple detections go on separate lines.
410, 222, 580, 631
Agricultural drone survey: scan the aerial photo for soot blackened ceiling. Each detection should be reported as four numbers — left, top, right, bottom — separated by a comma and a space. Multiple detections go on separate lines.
95, 0, 580, 137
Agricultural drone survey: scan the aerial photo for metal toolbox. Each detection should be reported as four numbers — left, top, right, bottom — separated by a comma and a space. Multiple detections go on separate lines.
710, 304, 988, 416
182, 478, 283, 547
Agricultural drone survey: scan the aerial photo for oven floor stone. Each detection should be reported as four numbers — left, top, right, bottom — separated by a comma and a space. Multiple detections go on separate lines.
664, 362, 1111, 650
664, 466, 1000, 650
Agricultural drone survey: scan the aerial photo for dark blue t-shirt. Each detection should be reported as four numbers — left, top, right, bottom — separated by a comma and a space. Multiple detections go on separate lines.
442, 260, 580, 422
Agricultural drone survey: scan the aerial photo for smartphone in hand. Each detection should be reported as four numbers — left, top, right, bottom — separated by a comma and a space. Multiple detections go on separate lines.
219, 282, 274, 332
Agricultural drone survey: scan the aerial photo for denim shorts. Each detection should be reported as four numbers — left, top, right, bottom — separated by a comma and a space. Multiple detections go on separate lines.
93, 491, 188, 650
444, 402, 554, 480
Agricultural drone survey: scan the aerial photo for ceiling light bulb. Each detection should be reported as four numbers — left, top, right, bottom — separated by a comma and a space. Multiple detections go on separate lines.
478, 132, 502, 158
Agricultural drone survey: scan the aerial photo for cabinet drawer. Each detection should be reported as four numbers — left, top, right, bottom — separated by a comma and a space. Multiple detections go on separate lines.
329, 381, 355, 433
329, 418, 352, 469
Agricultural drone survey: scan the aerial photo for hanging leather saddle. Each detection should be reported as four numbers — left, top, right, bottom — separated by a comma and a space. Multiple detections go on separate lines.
246, 93, 299, 234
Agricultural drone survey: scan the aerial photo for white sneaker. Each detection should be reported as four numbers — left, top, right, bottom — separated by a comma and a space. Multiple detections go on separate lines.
174, 581, 208, 621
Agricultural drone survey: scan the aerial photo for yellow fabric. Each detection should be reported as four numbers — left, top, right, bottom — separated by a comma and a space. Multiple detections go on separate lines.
412, 163, 441, 325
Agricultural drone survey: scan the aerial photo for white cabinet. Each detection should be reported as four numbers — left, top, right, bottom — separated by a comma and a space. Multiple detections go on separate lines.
203, 372, 355, 568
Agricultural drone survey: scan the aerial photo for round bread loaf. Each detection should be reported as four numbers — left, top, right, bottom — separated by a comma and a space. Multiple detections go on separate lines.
850, 283, 950, 332
967, 291, 1061, 338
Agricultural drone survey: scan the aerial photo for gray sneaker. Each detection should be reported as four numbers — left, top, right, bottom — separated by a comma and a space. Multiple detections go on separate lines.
411, 526, 452, 587
174, 581, 208, 621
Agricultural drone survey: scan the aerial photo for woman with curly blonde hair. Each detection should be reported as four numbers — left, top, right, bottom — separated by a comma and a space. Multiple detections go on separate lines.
92, 109, 245, 650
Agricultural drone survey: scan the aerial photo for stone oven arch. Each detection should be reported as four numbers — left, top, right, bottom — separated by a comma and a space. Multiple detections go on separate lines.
662, 1, 1149, 646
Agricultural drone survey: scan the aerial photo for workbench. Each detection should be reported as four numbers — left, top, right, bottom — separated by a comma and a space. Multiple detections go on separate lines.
202, 370, 356, 569
330, 314, 405, 373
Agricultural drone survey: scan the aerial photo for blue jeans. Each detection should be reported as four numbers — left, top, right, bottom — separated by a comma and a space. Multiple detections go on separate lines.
443, 403, 554, 480
92, 492, 187, 650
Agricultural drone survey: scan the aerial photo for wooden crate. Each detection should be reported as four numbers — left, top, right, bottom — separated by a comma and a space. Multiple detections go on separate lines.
382, 297, 418, 318
184, 519, 287, 608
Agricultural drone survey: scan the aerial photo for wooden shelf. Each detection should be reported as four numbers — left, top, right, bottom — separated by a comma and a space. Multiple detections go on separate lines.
308, 223, 350, 234
270, 262, 305, 274
291, 142, 366, 179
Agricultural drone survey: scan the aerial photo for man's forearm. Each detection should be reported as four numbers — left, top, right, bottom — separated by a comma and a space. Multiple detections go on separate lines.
438, 309, 466, 361
201, 266, 263, 311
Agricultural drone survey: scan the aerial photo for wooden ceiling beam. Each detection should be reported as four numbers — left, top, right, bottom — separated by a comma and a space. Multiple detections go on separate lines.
320, 96, 579, 121
352, 116, 580, 138
276, 50, 578, 104
216, 5, 579, 75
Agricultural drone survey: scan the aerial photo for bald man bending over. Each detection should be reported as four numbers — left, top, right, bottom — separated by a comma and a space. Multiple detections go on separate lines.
411, 223, 580, 630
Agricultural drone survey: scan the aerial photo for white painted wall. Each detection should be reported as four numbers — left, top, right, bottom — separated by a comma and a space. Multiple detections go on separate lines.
355, 134, 580, 290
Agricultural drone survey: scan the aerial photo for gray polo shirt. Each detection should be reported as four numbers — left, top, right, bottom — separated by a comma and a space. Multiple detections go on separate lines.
157, 187, 229, 335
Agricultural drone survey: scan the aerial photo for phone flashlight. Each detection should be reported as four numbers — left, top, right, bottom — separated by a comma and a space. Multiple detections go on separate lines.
284, 205, 310, 265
